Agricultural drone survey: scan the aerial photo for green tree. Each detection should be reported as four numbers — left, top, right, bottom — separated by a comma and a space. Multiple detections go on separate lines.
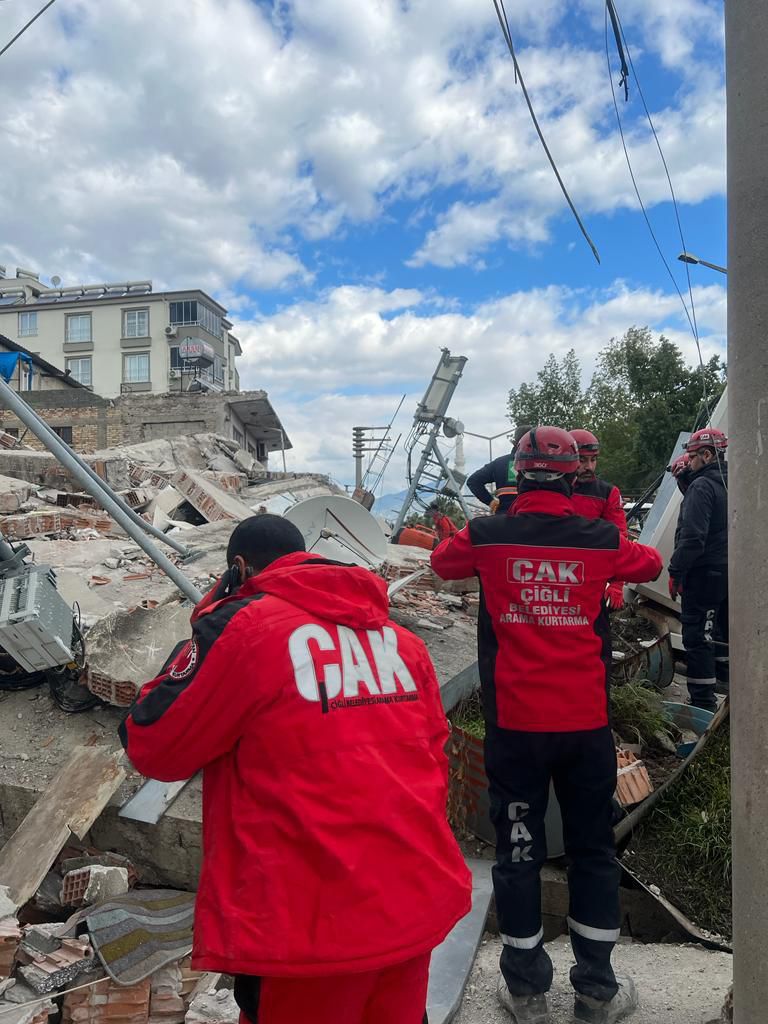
507, 349, 586, 430
506, 327, 726, 494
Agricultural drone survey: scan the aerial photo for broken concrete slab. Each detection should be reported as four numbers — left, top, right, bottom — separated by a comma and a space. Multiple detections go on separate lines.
83, 602, 193, 707
18, 938, 97, 993
0, 475, 37, 513
185, 989, 240, 1024
171, 470, 253, 523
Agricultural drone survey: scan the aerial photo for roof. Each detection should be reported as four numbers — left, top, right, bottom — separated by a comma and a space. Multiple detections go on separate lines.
0, 334, 87, 389
0, 282, 228, 316
226, 391, 293, 451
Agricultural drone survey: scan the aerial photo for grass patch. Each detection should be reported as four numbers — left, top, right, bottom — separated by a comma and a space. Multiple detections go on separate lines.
450, 690, 486, 739
623, 720, 732, 939
610, 681, 679, 751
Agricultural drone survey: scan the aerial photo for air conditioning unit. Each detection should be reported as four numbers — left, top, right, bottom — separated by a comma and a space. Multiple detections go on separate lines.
169, 369, 181, 379
164, 325, 178, 338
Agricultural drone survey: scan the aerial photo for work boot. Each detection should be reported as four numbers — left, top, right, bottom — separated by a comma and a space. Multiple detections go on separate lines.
496, 975, 551, 1023
574, 975, 638, 1023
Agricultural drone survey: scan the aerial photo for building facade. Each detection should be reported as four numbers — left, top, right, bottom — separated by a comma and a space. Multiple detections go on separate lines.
0, 266, 242, 398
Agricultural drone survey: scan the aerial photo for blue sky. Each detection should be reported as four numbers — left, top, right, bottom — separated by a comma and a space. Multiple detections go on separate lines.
0, 0, 727, 488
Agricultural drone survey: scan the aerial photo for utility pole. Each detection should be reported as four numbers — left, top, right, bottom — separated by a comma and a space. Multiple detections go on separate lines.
352, 427, 365, 489
726, 1, 768, 1019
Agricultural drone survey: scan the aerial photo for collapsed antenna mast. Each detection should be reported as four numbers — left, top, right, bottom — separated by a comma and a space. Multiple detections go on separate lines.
392, 349, 470, 532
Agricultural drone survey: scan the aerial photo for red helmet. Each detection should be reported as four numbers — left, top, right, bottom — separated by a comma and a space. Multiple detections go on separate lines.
514, 426, 580, 478
570, 429, 600, 455
685, 428, 728, 454
668, 452, 690, 478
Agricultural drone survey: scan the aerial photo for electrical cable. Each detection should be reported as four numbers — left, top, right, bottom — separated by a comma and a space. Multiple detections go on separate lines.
491, 0, 601, 264
0, 0, 58, 60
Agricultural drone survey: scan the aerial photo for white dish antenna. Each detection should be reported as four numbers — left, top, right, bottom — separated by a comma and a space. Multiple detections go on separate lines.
285, 496, 388, 568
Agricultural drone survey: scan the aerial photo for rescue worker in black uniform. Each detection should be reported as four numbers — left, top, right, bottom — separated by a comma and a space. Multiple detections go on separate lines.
466, 424, 532, 514
668, 428, 728, 712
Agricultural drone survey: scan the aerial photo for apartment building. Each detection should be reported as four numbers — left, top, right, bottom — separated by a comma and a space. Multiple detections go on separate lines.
0, 266, 242, 398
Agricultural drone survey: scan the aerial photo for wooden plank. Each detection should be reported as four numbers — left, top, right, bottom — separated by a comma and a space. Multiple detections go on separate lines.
0, 745, 125, 913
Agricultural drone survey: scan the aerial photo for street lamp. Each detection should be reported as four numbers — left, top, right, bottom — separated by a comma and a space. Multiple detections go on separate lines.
677, 252, 728, 275
263, 427, 287, 473
462, 429, 511, 461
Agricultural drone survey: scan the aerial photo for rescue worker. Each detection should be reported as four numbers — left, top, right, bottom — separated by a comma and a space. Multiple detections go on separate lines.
466, 423, 533, 514
570, 429, 628, 611
427, 502, 459, 543
120, 514, 471, 1024
668, 428, 728, 712
431, 427, 662, 1024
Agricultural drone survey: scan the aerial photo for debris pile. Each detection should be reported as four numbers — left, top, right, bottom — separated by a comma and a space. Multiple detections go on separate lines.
623, 715, 732, 941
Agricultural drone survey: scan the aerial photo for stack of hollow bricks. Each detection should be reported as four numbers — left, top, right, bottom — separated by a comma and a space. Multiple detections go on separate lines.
61, 960, 203, 1024
0, 917, 21, 980
0, 509, 116, 541
83, 671, 140, 709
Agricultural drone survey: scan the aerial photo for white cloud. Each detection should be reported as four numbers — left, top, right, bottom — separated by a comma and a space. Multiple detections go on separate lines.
236, 279, 727, 490
0, 0, 724, 284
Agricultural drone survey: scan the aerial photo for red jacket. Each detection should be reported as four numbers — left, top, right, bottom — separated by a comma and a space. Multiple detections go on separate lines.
572, 477, 628, 535
120, 553, 471, 978
433, 514, 459, 542
431, 491, 662, 732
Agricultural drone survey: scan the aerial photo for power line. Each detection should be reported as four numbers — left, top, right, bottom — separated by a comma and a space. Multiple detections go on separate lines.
605, 0, 726, 487
0, 0, 58, 61
490, 0, 601, 264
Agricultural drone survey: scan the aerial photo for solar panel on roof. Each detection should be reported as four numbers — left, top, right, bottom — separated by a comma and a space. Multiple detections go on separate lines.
0, 294, 23, 306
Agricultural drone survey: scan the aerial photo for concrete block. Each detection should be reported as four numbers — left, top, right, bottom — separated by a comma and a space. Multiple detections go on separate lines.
231, 449, 255, 475
60, 866, 129, 907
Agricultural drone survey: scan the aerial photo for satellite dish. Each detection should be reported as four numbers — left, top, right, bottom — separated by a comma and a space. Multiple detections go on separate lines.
285, 496, 388, 568
51, 275, 62, 287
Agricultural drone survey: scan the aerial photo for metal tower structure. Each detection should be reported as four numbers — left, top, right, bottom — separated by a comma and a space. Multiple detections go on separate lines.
392, 349, 470, 532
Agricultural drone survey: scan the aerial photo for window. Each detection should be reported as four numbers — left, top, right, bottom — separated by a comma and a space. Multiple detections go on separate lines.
233, 428, 244, 447
66, 356, 92, 387
66, 313, 92, 343
123, 353, 150, 383
3, 427, 19, 438
53, 426, 73, 444
169, 300, 197, 325
214, 355, 224, 384
123, 308, 149, 338
170, 345, 182, 369
18, 311, 37, 337
169, 299, 221, 339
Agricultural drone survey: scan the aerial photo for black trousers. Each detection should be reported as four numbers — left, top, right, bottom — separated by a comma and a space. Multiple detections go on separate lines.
681, 566, 728, 711
485, 724, 620, 1002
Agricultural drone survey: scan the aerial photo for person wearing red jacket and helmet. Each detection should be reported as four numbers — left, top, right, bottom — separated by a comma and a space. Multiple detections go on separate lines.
431, 428, 662, 1024
570, 429, 628, 612
427, 502, 460, 543
120, 514, 471, 1024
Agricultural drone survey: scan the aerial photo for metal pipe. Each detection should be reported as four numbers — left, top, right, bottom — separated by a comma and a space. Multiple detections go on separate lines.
12, 396, 191, 557
0, 379, 203, 604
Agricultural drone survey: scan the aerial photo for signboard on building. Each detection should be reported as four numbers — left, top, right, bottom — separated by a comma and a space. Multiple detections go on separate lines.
179, 338, 215, 365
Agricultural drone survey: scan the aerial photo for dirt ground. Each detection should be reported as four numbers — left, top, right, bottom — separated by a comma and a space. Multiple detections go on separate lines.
454, 935, 732, 1024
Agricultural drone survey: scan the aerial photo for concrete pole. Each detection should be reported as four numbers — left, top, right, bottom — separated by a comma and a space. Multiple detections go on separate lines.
726, 1, 768, 1019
